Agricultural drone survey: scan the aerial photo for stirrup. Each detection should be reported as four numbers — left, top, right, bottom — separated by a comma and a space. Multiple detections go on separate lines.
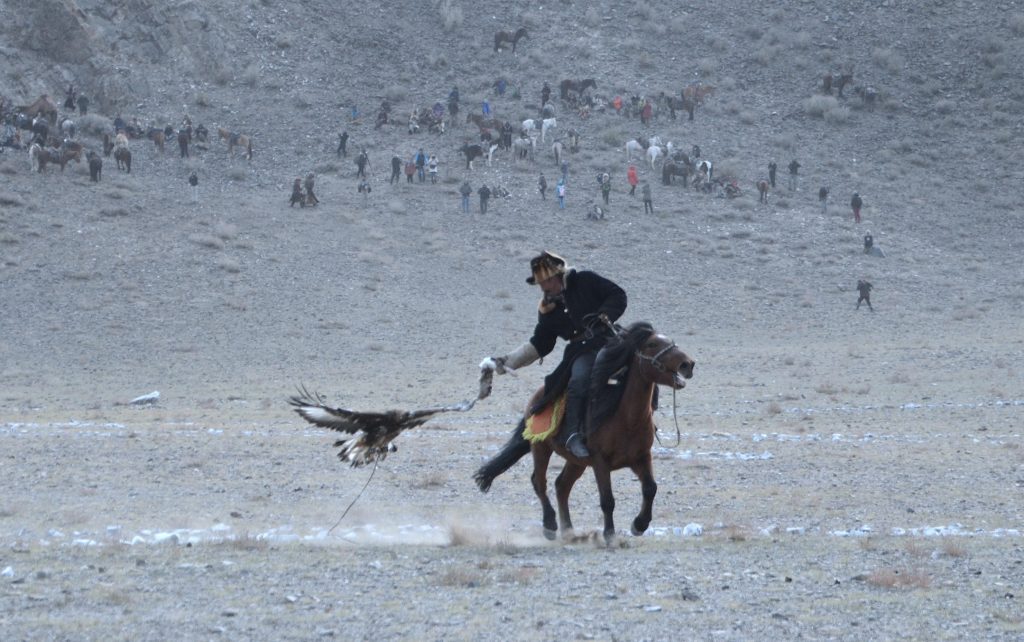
565, 433, 590, 458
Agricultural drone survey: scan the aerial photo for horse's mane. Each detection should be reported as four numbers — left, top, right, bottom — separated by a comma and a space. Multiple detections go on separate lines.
587, 321, 655, 433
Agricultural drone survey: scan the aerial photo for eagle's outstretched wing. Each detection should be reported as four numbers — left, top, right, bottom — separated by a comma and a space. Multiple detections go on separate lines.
288, 386, 476, 466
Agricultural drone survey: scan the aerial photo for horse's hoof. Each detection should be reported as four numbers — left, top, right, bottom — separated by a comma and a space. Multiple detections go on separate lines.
543, 528, 557, 541
631, 519, 649, 537
603, 531, 617, 547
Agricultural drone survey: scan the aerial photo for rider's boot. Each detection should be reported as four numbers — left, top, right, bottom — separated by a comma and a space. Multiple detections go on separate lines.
561, 393, 590, 459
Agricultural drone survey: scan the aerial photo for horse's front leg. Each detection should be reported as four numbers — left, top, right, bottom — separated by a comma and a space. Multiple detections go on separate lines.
630, 457, 657, 536
553, 461, 586, 540
530, 445, 558, 540
590, 455, 617, 545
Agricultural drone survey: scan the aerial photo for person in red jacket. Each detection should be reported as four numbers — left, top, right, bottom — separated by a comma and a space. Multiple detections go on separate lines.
627, 164, 639, 196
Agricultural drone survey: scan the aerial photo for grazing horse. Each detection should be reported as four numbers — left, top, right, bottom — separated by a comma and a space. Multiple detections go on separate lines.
474, 322, 695, 544
682, 83, 715, 105
757, 179, 770, 203
88, 152, 102, 182
217, 127, 254, 160
559, 78, 597, 100
493, 27, 527, 52
114, 147, 132, 173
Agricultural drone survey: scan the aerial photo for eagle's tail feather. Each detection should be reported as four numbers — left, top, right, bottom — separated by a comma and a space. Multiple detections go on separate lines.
473, 417, 530, 493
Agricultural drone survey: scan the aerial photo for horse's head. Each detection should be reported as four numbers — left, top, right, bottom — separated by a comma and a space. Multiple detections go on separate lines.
635, 332, 695, 390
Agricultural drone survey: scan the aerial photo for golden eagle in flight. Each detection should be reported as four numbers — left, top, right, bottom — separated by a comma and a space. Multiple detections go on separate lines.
289, 387, 478, 467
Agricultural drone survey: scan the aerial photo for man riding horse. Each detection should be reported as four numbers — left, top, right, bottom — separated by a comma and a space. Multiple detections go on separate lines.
486, 251, 627, 458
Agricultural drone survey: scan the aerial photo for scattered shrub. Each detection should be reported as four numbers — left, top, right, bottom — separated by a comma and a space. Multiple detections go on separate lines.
436, 0, 463, 31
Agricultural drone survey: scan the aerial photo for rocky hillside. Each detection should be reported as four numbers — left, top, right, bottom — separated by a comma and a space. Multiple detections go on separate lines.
0, 0, 1022, 411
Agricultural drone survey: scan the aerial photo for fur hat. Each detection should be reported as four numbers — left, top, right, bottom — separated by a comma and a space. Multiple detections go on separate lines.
526, 251, 566, 285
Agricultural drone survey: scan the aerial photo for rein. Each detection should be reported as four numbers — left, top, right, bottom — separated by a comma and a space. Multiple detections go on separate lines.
635, 340, 683, 449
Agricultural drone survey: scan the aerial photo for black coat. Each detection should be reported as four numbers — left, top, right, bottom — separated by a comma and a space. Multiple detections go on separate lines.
528, 269, 627, 399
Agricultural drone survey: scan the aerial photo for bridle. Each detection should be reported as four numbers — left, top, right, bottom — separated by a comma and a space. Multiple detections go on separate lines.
635, 336, 685, 448
635, 341, 677, 374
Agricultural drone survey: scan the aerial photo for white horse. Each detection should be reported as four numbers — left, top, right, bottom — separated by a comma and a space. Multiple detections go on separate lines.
29, 142, 42, 172
522, 119, 537, 134
540, 118, 556, 142
485, 142, 499, 167
646, 144, 665, 170
552, 140, 564, 166
114, 132, 129, 151
648, 135, 663, 148
60, 117, 76, 139
625, 139, 645, 160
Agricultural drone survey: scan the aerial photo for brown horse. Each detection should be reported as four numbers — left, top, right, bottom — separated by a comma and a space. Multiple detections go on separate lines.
683, 83, 715, 104
494, 27, 527, 52
148, 128, 165, 153
465, 114, 503, 131
57, 146, 82, 171
475, 322, 695, 544
18, 95, 58, 124
217, 127, 253, 160
559, 78, 597, 100
114, 147, 132, 173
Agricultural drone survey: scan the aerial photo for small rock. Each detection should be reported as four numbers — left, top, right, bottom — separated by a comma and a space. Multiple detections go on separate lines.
1, 566, 14, 577
130, 391, 160, 405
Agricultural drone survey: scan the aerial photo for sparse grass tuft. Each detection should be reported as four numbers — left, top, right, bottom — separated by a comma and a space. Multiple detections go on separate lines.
1010, 13, 1024, 35
871, 47, 903, 74
0, 193, 24, 207
190, 233, 225, 250
195, 92, 211, 107
866, 567, 931, 589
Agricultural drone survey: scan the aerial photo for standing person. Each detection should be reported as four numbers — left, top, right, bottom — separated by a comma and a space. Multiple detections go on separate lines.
627, 164, 639, 196
541, 82, 551, 107
404, 159, 416, 183
188, 171, 199, 203
641, 181, 653, 214
389, 155, 402, 184
560, 159, 569, 182
556, 178, 566, 210
478, 184, 491, 214
428, 155, 439, 184
600, 173, 611, 205
459, 180, 472, 213
856, 279, 874, 311
483, 251, 628, 458
304, 173, 319, 206
819, 186, 829, 214
482, 99, 491, 117
64, 84, 76, 110
336, 131, 348, 157
768, 161, 777, 188
641, 99, 653, 126
356, 149, 369, 178
538, 173, 548, 200
787, 159, 800, 191
415, 148, 427, 182
77, 94, 89, 116
289, 179, 305, 207
851, 192, 863, 223
863, 233, 874, 254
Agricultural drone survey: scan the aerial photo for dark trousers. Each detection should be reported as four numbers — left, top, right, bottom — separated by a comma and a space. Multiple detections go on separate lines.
563, 351, 596, 442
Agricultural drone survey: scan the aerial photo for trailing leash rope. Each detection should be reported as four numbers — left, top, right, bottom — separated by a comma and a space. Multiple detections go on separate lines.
328, 458, 379, 538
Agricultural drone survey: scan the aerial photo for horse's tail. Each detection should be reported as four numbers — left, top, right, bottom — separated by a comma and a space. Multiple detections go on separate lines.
474, 418, 530, 493
247, 139, 253, 160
